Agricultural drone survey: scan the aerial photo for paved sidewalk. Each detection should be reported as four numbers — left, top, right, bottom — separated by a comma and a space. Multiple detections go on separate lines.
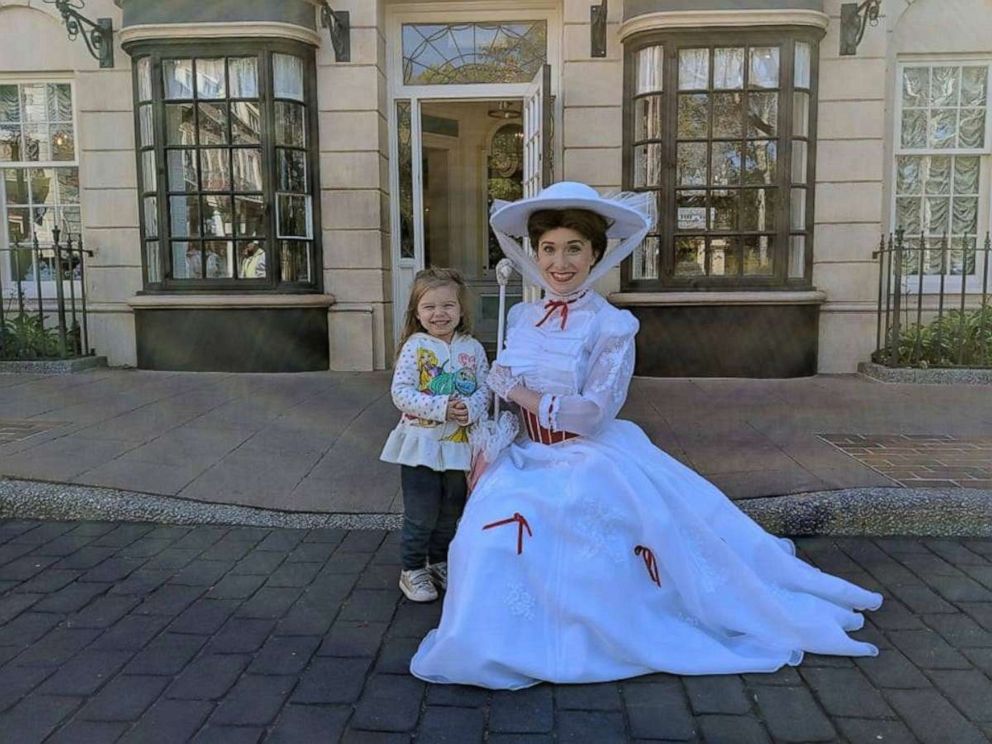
1, 520, 991, 743
1, 370, 991, 513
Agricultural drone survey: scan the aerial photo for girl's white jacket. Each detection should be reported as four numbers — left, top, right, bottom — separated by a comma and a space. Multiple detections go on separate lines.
380, 332, 490, 472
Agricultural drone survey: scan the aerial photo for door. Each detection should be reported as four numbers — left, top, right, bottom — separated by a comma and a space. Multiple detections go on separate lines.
521, 64, 553, 302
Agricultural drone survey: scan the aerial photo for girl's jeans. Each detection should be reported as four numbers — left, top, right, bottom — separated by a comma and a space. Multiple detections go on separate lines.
400, 465, 467, 571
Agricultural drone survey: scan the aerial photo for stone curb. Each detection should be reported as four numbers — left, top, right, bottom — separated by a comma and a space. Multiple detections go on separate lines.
0, 356, 108, 374
2, 477, 990, 537
859, 361, 992, 385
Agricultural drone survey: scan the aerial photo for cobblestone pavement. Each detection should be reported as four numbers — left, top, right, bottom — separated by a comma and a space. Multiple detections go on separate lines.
0, 520, 990, 743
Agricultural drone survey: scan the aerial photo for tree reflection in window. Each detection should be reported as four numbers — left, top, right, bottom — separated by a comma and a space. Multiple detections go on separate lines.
402, 22, 547, 85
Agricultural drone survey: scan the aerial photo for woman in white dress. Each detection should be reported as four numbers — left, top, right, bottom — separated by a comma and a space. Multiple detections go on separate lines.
410, 182, 882, 690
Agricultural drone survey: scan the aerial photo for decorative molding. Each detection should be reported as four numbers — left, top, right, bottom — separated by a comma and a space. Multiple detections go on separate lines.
128, 294, 335, 310
609, 290, 827, 306
618, 9, 830, 41
120, 21, 321, 47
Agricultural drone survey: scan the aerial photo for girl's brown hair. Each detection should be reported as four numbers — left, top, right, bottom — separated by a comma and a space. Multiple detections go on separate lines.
396, 267, 473, 358
527, 208, 611, 263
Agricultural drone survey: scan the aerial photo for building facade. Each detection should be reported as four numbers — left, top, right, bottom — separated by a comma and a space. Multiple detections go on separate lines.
0, 0, 989, 375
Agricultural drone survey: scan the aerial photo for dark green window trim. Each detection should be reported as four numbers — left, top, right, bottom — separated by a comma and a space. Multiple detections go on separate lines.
129, 38, 322, 294
621, 27, 823, 291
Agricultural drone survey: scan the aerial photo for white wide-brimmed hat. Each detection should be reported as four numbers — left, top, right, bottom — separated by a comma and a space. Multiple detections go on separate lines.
489, 181, 656, 295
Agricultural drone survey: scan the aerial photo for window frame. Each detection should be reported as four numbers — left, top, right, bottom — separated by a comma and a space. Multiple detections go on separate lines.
129, 38, 322, 294
621, 27, 822, 291
0, 78, 81, 298
891, 58, 992, 291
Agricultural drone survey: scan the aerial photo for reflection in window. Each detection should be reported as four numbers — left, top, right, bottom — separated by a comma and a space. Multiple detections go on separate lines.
626, 35, 818, 287
402, 22, 547, 85
134, 45, 318, 289
896, 63, 988, 276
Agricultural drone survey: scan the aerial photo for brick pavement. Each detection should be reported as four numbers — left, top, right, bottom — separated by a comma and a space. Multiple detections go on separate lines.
0, 519, 991, 743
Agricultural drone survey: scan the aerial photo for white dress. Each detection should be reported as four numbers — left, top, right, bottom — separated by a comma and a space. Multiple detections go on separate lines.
410, 291, 882, 690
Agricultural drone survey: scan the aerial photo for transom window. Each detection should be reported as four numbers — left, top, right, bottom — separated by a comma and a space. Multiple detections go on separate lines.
623, 31, 819, 289
894, 62, 989, 276
132, 41, 319, 291
402, 22, 547, 85
0, 82, 79, 286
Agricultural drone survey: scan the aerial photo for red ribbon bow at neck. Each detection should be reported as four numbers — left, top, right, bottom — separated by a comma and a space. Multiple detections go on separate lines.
535, 292, 586, 331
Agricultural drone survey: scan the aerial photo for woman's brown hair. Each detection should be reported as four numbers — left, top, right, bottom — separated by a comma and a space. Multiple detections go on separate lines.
395, 267, 473, 358
527, 208, 611, 263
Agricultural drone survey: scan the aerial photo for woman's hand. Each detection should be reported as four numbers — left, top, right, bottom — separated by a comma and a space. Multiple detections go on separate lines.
487, 363, 522, 401
446, 398, 470, 426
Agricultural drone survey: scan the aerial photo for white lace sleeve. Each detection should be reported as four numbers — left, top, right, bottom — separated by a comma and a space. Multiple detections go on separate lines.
551, 312, 638, 437
391, 339, 449, 423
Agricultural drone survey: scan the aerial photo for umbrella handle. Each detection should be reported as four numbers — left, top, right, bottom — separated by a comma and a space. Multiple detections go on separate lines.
494, 258, 515, 418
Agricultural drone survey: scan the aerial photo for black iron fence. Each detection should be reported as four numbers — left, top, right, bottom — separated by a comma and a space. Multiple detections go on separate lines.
873, 229, 992, 368
0, 227, 93, 360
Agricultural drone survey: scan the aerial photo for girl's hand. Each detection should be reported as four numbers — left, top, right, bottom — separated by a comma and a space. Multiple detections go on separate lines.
446, 399, 470, 426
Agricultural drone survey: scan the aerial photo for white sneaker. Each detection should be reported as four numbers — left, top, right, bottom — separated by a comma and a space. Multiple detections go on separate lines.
426, 561, 448, 591
399, 568, 438, 602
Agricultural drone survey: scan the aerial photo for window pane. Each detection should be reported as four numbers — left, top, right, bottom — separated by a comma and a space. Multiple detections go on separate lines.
145, 241, 160, 282
139, 105, 154, 148
24, 124, 49, 161
954, 156, 980, 194
199, 149, 230, 191
144, 196, 158, 238
273, 54, 304, 101
232, 148, 263, 192
56, 168, 78, 203
202, 194, 233, 237
3, 169, 27, 203
925, 195, 949, 233
675, 236, 706, 275
788, 235, 805, 278
710, 141, 741, 186
167, 149, 198, 192
952, 196, 978, 235
397, 100, 414, 259
47, 84, 73, 123
633, 143, 662, 188
794, 42, 811, 89
748, 92, 777, 137
709, 237, 740, 276
748, 47, 779, 89
277, 194, 310, 238
712, 92, 742, 138
634, 95, 663, 141
896, 156, 922, 194
896, 196, 921, 233
676, 190, 706, 230
137, 57, 153, 102
0, 125, 21, 161
744, 141, 776, 185
172, 241, 200, 279
925, 156, 951, 194
196, 58, 226, 99
632, 235, 659, 279
20, 84, 46, 122
931, 66, 959, 107
958, 108, 985, 148
902, 67, 930, 108
929, 108, 957, 148
792, 140, 808, 185
742, 188, 776, 231
7, 207, 29, 243
678, 49, 708, 90
235, 195, 265, 236
231, 101, 261, 144
142, 150, 156, 192
238, 241, 266, 278
960, 66, 988, 107
170, 196, 201, 237
713, 48, 744, 90
163, 59, 194, 100
165, 103, 196, 145
709, 189, 738, 231
198, 102, 229, 145
743, 235, 773, 275
793, 91, 810, 137
678, 93, 708, 138
50, 125, 74, 161
280, 241, 312, 282
277, 148, 307, 192
275, 101, 306, 147
204, 241, 234, 278
228, 57, 258, 98
635, 46, 663, 94
791, 188, 806, 230
677, 142, 707, 186
0, 85, 20, 122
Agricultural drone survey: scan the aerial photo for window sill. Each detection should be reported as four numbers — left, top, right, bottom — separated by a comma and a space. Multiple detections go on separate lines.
128, 293, 335, 310
609, 290, 827, 307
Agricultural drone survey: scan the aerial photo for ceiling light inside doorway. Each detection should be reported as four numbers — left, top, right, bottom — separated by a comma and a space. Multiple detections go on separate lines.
488, 101, 521, 120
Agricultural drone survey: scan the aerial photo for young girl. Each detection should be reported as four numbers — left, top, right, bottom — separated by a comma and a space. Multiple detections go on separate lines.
380, 268, 490, 602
